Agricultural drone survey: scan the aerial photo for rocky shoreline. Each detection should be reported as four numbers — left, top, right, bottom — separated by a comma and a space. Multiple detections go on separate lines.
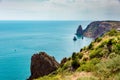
28, 21, 120, 80
76, 21, 120, 39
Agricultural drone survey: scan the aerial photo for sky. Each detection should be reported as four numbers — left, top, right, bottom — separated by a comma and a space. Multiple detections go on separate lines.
0, 0, 120, 20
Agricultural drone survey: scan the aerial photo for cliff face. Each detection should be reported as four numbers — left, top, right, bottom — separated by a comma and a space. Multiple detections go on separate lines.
83, 21, 120, 38
28, 52, 59, 80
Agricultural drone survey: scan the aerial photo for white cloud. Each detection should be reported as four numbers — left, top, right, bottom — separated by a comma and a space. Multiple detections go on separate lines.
0, 0, 120, 20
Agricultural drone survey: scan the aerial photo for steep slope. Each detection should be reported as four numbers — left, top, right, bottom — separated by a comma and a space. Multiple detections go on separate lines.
35, 30, 120, 80
83, 21, 120, 38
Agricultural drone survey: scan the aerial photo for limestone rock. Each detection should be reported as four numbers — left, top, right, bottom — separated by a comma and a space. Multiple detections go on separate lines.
76, 25, 83, 36
28, 52, 59, 80
83, 21, 120, 38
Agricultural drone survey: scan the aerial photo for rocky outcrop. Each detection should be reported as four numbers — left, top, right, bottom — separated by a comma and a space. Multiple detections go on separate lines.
76, 25, 83, 36
28, 52, 59, 80
83, 21, 120, 38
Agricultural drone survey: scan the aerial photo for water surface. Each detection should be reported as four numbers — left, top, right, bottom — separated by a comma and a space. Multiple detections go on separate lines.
0, 21, 92, 80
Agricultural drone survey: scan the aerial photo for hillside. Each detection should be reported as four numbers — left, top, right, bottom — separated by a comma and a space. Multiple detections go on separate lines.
35, 30, 120, 80
83, 21, 120, 38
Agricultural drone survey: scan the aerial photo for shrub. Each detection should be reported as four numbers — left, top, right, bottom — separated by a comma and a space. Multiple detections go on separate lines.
89, 48, 103, 59
88, 42, 94, 50
112, 43, 120, 54
80, 60, 86, 65
71, 52, 81, 69
95, 37, 102, 42
77, 61, 95, 72
82, 56, 89, 61
72, 52, 77, 60
78, 52, 83, 59
116, 44, 120, 54
107, 29, 118, 36
77, 58, 99, 72
72, 58, 80, 69
80, 49, 83, 52
90, 58, 100, 65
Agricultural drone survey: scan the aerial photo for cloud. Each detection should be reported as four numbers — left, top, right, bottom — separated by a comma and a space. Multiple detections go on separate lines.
0, 0, 120, 20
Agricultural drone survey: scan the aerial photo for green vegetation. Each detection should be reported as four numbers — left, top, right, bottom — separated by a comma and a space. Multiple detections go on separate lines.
77, 58, 100, 72
95, 37, 102, 42
36, 30, 120, 80
95, 55, 120, 80
88, 42, 94, 50
71, 52, 80, 69
106, 29, 119, 36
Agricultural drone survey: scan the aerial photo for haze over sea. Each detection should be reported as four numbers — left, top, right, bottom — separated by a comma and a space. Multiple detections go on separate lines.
0, 21, 92, 80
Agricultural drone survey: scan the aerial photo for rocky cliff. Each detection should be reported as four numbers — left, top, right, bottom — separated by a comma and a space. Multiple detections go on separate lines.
76, 25, 83, 36
28, 52, 59, 80
83, 21, 120, 38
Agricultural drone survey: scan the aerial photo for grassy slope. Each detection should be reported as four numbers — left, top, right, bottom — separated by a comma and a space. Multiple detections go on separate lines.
36, 29, 120, 80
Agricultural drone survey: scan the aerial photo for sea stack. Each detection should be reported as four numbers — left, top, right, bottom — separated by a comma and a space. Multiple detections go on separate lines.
28, 52, 59, 80
76, 25, 83, 36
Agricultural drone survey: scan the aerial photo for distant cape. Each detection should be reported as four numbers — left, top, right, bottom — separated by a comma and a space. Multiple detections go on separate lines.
76, 21, 120, 39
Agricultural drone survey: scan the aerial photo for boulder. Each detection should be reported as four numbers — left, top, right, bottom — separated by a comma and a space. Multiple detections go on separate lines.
28, 52, 59, 80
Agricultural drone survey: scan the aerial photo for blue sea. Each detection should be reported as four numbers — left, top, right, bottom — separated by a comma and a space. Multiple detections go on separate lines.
0, 21, 92, 80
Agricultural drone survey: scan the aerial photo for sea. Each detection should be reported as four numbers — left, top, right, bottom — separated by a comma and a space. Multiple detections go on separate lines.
0, 21, 93, 80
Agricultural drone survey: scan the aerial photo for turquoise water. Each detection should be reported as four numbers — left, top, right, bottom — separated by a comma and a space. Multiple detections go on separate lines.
0, 21, 92, 80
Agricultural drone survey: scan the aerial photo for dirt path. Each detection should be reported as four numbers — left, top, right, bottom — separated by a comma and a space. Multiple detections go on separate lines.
64, 72, 92, 80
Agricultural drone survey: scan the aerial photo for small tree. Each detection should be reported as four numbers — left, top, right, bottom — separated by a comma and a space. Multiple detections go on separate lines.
72, 58, 80, 69
71, 52, 80, 69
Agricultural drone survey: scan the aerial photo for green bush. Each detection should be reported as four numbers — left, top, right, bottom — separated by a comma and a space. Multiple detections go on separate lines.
72, 52, 77, 60
77, 61, 95, 72
112, 43, 120, 54
107, 29, 118, 36
72, 58, 80, 69
80, 60, 86, 65
82, 56, 89, 61
90, 58, 100, 65
95, 37, 102, 42
89, 48, 103, 59
77, 58, 99, 72
78, 52, 83, 59
88, 42, 94, 50
71, 52, 81, 69
116, 44, 120, 54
